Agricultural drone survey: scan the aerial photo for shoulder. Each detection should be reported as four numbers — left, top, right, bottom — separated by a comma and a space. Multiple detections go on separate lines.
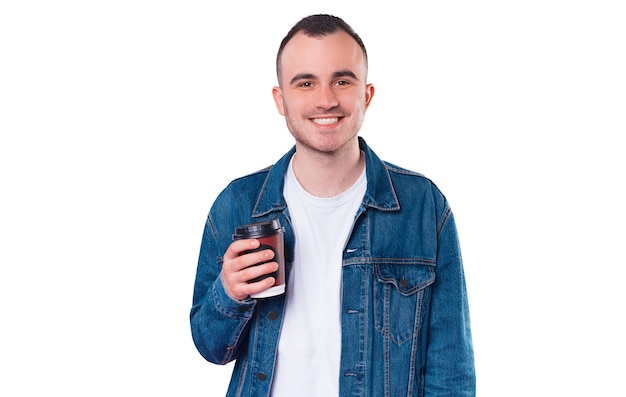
227, 166, 272, 189
381, 161, 451, 225
212, 165, 272, 207
383, 161, 444, 197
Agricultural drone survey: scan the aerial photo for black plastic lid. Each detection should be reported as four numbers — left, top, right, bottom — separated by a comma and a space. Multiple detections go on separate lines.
233, 219, 283, 240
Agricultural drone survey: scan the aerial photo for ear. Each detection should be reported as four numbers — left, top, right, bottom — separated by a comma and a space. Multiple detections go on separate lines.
365, 83, 375, 109
272, 86, 285, 116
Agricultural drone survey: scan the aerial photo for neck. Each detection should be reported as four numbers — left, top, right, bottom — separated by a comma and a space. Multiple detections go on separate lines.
292, 140, 365, 198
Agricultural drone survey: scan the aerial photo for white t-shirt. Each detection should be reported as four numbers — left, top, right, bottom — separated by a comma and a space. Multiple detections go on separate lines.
270, 156, 366, 396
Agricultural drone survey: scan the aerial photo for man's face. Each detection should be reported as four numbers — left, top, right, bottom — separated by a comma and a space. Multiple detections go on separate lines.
273, 31, 374, 155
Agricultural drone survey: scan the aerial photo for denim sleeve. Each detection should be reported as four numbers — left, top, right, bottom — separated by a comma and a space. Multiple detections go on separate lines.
189, 216, 256, 365
424, 207, 476, 395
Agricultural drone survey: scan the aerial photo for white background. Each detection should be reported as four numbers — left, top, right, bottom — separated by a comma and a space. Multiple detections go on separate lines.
1, 1, 625, 395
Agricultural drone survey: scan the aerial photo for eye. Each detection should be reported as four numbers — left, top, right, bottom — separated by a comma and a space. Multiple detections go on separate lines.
335, 80, 351, 87
299, 81, 313, 88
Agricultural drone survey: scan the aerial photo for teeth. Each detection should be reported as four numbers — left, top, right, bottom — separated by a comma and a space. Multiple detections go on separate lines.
312, 117, 339, 125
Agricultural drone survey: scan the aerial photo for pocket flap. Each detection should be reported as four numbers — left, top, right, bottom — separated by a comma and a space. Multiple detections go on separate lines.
374, 263, 435, 296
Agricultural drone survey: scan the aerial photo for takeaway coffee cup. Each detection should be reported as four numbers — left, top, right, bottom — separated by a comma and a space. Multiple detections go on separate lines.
233, 219, 285, 298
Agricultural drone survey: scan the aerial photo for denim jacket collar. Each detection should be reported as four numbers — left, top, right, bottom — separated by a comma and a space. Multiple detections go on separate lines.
252, 137, 400, 218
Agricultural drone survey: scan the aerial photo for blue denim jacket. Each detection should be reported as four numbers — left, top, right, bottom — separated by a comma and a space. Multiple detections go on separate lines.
191, 137, 475, 396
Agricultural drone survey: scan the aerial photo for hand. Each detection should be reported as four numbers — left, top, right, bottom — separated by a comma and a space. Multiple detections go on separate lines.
221, 239, 278, 301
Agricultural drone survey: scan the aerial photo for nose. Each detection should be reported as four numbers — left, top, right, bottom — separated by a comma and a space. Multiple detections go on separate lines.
315, 85, 339, 110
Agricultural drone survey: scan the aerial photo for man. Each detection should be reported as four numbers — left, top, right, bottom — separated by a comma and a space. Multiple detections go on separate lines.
191, 14, 475, 396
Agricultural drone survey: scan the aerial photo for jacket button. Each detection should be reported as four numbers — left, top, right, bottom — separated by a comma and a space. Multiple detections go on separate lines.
257, 372, 267, 381
268, 311, 278, 320
399, 278, 409, 288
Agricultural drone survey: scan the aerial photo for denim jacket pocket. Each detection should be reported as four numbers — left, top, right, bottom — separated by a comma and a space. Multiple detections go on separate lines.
373, 262, 435, 345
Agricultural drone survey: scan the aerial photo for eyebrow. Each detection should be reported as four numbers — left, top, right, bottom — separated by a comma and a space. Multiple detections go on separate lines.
289, 70, 359, 85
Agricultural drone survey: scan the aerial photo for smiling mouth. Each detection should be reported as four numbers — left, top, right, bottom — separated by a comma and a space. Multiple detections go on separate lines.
312, 117, 340, 125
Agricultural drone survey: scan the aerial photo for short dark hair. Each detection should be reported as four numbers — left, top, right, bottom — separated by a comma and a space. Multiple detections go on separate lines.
276, 14, 368, 85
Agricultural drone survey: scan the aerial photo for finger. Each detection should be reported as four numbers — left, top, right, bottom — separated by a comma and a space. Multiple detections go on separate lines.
240, 261, 278, 282
227, 276, 277, 301
224, 249, 275, 276
245, 276, 277, 297
224, 239, 260, 261
222, 263, 277, 301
